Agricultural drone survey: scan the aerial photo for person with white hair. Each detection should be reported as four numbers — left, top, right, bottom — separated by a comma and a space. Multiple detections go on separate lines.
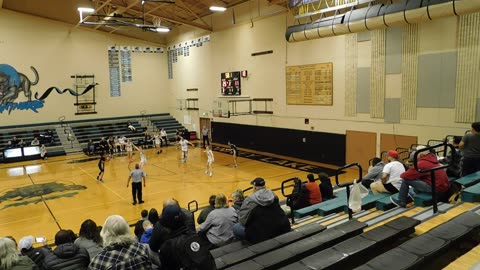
89, 215, 152, 270
0, 237, 38, 270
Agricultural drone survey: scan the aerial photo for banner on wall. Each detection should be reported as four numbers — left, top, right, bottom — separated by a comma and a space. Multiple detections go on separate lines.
108, 48, 121, 97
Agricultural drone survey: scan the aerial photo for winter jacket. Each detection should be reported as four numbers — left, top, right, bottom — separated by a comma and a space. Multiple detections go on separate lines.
401, 153, 450, 193
74, 237, 102, 261
41, 243, 89, 270
238, 188, 276, 226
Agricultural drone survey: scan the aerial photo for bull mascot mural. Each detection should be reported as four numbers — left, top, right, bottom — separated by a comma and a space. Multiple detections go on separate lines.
0, 64, 96, 114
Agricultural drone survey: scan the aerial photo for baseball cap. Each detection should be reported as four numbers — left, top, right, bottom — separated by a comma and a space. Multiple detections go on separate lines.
251, 177, 265, 187
18, 236, 34, 251
387, 150, 399, 158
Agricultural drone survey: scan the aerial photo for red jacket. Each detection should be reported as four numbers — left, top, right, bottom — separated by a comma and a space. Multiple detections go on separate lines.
305, 182, 322, 205
400, 154, 450, 193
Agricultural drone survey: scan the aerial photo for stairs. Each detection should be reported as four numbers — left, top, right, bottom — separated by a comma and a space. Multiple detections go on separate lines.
54, 125, 84, 155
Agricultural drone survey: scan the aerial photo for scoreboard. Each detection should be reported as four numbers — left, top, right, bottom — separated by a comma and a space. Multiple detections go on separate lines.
221, 71, 241, 96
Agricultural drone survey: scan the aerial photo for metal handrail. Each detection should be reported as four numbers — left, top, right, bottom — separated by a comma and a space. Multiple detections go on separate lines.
335, 163, 363, 220
412, 142, 456, 214
281, 177, 302, 224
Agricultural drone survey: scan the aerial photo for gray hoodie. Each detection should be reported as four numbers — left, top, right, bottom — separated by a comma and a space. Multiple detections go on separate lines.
238, 188, 276, 225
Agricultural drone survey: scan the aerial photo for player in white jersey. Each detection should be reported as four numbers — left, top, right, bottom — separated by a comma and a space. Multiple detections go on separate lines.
125, 139, 134, 161
178, 136, 195, 163
204, 145, 214, 177
153, 132, 162, 154
160, 128, 168, 147
133, 144, 147, 168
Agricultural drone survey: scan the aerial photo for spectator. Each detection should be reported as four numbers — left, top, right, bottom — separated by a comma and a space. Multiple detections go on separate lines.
319, 172, 335, 200
233, 178, 291, 243
148, 208, 159, 226
197, 195, 216, 224
391, 145, 450, 208
441, 136, 463, 178
134, 209, 149, 241
140, 220, 154, 244
158, 205, 215, 270
305, 174, 322, 205
41, 229, 89, 270
31, 137, 40, 146
127, 122, 136, 132
291, 178, 309, 210
89, 215, 152, 270
74, 219, 103, 261
87, 139, 95, 156
230, 189, 244, 212
0, 237, 38, 270
149, 198, 195, 253
459, 122, 480, 176
198, 194, 238, 247
11, 136, 20, 147
18, 235, 45, 267
370, 150, 405, 194
362, 157, 385, 188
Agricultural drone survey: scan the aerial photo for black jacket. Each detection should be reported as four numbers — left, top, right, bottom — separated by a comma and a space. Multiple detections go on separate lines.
245, 199, 291, 244
41, 243, 89, 270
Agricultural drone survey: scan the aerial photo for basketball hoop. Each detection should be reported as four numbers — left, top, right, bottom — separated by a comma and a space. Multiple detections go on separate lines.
152, 17, 162, 27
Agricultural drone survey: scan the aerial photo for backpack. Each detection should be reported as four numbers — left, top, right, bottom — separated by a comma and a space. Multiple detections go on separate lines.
163, 231, 216, 270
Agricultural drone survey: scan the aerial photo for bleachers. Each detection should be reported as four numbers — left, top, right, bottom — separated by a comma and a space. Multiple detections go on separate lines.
150, 115, 185, 142
0, 127, 64, 160
353, 211, 480, 270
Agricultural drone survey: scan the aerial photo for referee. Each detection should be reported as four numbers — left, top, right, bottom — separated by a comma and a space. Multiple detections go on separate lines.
127, 164, 146, 205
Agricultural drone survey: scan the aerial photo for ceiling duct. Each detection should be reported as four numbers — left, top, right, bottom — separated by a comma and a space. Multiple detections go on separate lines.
285, 0, 480, 42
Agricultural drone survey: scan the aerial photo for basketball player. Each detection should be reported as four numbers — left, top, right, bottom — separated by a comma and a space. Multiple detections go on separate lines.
133, 144, 147, 169
153, 132, 162, 154
228, 141, 238, 168
178, 136, 195, 163
125, 139, 134, 161
160, 128, 168, 147
97, 152, 106, 182
204, 145, 214, 177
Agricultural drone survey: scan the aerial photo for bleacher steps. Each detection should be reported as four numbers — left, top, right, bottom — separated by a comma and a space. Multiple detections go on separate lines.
54, 125, 83, 155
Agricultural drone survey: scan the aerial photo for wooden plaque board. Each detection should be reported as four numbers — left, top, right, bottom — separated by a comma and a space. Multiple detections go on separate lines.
286, 62, 333, 105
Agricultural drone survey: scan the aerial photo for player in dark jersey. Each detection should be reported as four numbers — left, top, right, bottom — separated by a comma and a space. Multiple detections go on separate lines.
97, 152, 106, 183
228, 141, 238, 168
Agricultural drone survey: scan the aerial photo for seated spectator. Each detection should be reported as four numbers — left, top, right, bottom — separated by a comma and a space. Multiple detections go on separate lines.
291, 178, 309, 210
159, 205, 215, 270
87, 140, 95, 156
134, 209, 149, 241
40, 229, 89, 270
127, 122, 136, 132
0, 237, 38, 270
305, 174, 322, 205
459, 122, 480, 176
89, 215, 151, 269
18, 235, 45, 267
197, 195, 216, 224
231, 189, 244, 212
11, 136, 20, 147
362, 157, 385, 188
370, 150, 405, 194
319, 172, 335, 200
233, 178, 291, 243
149, 198, 195, 253
140, 220, 154, 244
74, 219, 103, 261
31, 137, 40, 146
198, 194, 238, 247
391, 145, 450, 208
148, 208, 159, 226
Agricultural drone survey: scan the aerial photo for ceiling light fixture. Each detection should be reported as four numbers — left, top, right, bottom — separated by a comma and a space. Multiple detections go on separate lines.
209, 6, 227, 12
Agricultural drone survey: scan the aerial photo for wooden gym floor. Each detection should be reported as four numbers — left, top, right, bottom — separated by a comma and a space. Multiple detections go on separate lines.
0, 143, 357, 243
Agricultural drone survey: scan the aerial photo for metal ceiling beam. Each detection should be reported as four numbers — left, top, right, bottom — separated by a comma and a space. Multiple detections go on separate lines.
176, 0, 210, 29
74, 0, 113, 28
94, 0, 141, 30
129, 6, 213, 31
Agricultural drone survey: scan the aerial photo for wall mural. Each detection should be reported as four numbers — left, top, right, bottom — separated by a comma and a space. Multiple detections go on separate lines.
0, 181, 87, 210
0, 64, 97, 114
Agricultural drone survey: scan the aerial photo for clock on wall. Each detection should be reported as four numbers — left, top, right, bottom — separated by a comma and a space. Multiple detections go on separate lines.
221, 71, 241, 96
